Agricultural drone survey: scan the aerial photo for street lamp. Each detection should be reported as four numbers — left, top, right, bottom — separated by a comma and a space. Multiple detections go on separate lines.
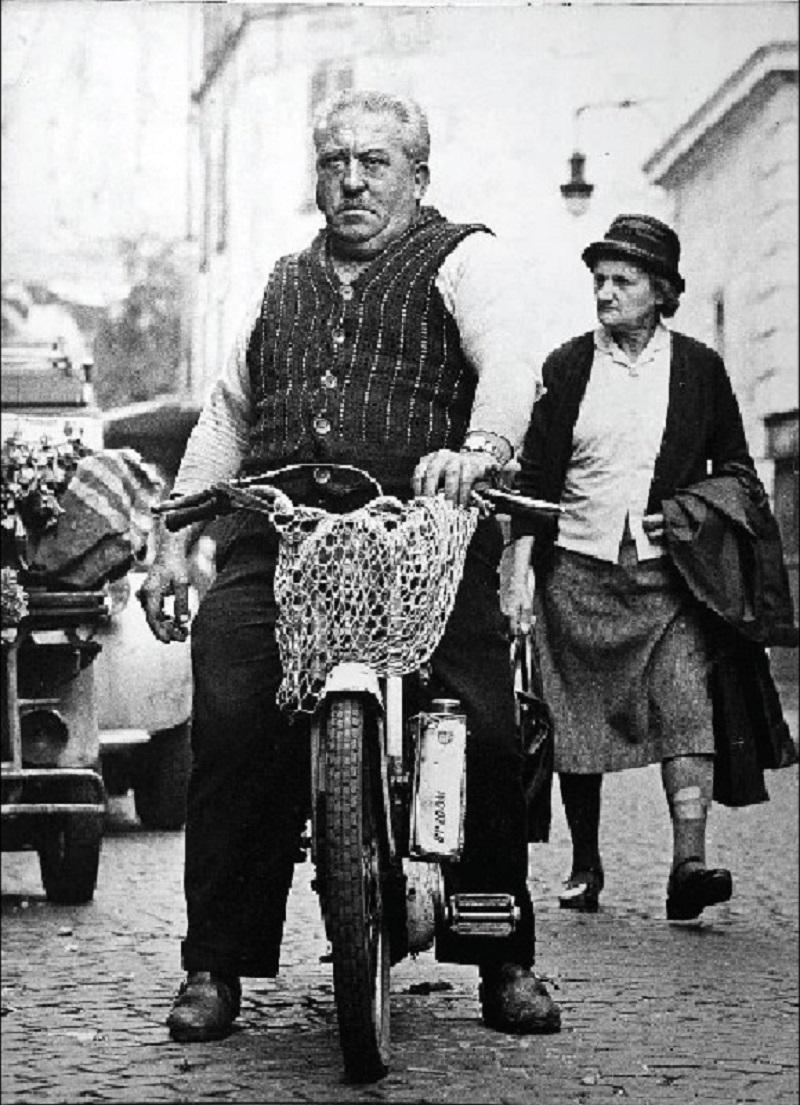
560, 98, 657, 216
560, 151, 594, 218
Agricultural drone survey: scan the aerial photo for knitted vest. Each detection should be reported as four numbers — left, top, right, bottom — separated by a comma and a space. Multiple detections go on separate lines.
244, 207, 490, 494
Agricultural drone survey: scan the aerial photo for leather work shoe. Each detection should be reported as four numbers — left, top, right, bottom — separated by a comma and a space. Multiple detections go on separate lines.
558, 866, 604, 912
666, 858, 733, 921
166, 971, 241, 1042
479, 963, 562, 1034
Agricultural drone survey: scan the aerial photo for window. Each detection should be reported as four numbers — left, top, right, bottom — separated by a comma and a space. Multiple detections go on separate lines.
713, 289, 725, 358
200, 153, 212, 272
216, 122, 229, 253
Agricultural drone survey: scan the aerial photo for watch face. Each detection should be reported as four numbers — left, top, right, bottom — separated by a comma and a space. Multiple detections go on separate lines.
465, 435, 503, 460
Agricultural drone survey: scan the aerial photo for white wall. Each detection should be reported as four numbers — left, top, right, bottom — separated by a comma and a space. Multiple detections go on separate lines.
2, 1, 192, 301
185, 3, 798, 397
663, 76, 798, 465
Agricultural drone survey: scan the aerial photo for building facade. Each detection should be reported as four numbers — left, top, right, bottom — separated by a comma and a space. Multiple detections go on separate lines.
644, 41, 799, 665
2, 2, 192, 306
185, 5, 798, 398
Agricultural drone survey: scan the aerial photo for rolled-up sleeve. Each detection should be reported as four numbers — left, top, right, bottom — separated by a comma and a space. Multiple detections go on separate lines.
437, 233, 542, 451
172, 295, 261, 497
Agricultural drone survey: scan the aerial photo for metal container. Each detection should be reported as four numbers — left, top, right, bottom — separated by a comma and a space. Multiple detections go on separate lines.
409, 699, 467, 859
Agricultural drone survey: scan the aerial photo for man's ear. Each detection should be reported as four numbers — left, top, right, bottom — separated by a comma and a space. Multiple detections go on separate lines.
315, 177, 326, 213
414, 162, 430, 200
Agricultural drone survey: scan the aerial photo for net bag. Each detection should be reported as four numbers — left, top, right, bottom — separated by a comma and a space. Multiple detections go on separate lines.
272, 495, 478, 714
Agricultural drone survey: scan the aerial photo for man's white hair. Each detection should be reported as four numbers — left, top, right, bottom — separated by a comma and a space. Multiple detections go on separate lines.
313, 90, 431, 163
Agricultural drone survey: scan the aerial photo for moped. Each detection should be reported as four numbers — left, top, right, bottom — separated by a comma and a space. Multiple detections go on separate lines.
155, 463, 558, 1083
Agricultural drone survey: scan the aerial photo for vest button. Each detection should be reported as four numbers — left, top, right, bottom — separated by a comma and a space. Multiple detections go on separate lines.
313, 466, 331, 485
313, 415, 331, 435
321, 371, 337, 389
332, 330, 345, 347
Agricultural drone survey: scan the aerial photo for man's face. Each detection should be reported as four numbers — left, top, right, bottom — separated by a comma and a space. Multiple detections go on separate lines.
592, 258, 660, 334
315, 108, 429, 257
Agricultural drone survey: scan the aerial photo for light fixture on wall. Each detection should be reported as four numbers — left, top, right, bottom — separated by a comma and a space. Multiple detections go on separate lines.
560, 151, 594, 217
560, 98, 658, 216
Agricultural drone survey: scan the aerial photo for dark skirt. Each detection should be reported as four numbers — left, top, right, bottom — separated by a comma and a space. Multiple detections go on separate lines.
534, 548, 714, 774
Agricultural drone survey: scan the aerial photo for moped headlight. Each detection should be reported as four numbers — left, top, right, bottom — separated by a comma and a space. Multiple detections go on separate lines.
21, 708, 69, 767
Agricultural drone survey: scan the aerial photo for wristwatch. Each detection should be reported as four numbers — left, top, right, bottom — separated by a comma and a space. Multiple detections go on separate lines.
460, 431, 514, 467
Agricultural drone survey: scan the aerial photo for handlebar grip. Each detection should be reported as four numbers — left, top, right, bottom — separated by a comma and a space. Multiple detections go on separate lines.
162, 502, 218, 531
153, 489, 214, 515
474, 486, 562, 519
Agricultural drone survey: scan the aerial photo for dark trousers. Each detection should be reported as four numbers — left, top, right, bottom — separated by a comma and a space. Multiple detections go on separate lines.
181, 517, 534, 977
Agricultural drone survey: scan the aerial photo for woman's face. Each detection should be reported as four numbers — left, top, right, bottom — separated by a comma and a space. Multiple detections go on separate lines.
592, 258, 660, 334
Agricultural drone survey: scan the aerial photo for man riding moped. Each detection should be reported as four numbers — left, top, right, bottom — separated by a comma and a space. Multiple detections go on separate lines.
139, 90, 561, 1044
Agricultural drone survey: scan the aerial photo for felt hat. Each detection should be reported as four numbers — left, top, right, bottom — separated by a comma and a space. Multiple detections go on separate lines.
582, 214, 685, 293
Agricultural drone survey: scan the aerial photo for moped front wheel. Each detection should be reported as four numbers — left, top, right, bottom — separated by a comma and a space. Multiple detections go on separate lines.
321, 695, 390, 1083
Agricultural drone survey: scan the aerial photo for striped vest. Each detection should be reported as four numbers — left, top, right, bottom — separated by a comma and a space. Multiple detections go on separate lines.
244, 207, 490, 494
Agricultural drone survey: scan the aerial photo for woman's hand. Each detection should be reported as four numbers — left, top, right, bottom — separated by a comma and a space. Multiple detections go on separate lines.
503, 536, 535, 636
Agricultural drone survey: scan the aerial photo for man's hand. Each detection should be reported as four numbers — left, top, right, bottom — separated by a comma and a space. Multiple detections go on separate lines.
412, 448, 497, 508
642, 512, 665, 542
137, 555, 192, 644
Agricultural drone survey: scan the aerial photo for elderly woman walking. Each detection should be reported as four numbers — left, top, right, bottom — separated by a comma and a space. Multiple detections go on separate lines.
511, 214, 795, 921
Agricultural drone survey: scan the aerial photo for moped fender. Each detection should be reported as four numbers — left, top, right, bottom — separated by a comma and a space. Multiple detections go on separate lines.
312, 663, 396, 864
319, 662, 384, 711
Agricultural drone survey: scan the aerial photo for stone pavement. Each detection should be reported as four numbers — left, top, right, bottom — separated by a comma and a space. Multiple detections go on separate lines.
2, 750, 798, 1104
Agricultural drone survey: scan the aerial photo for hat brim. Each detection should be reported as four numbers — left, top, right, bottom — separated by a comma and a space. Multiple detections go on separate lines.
582, 240, 685, 293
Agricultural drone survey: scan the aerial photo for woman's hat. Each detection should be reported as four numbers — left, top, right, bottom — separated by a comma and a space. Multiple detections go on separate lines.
582, 214, 685, 293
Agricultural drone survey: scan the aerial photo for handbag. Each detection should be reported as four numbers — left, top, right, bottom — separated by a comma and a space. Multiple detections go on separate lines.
512, 623, 554, 843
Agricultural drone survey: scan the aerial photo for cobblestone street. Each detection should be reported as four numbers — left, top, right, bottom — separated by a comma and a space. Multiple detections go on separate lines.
3, 742, 798, 1104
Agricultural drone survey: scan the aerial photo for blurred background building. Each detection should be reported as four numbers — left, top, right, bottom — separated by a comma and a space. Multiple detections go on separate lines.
2, 2, 797, 607
645, 39, 798, 678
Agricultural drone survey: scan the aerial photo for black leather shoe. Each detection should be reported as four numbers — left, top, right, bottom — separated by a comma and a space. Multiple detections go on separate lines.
666, 858, 732, 921
558, 866, 604, 912
166, 971, 241, 1042
479, 964, 561, 1034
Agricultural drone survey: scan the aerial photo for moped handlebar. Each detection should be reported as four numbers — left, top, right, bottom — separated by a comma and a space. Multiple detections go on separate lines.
159, 500, 221, 531
470, 485, 563, 520
153, 467, 562, 532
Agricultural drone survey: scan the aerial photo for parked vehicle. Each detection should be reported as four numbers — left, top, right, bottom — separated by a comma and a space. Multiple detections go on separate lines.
157, 464, 559, 1081
1, 341, 107, 901
95, 566, 193, 831
1, 341, 193, 907
1, 587, 108, 903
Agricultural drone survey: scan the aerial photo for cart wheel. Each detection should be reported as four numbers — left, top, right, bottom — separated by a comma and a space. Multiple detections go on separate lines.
321, 695, 391, 1083
38, 814, 102, 904
133, 721, 192, 830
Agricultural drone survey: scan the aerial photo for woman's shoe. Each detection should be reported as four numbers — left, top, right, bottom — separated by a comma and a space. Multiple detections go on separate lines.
558, 866, 604, 912
666, 858, 732, 921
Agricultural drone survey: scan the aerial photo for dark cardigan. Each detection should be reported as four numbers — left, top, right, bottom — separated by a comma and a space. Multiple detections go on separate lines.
514, 327, 797, 806
514, 329, 754, 566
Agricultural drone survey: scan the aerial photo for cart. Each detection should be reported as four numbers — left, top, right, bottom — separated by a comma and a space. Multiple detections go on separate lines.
2, 589, 108, 903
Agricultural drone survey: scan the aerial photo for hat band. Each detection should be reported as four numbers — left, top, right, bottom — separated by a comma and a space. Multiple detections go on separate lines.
582, 240, 685, 291
603, 228, 679, 265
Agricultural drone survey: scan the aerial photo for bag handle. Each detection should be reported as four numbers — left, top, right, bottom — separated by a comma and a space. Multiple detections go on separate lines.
512, 628, 532, 697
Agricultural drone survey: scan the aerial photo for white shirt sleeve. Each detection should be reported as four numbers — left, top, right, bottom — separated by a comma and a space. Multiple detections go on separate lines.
436, 232, 541, 450
172, 293, 261, 497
